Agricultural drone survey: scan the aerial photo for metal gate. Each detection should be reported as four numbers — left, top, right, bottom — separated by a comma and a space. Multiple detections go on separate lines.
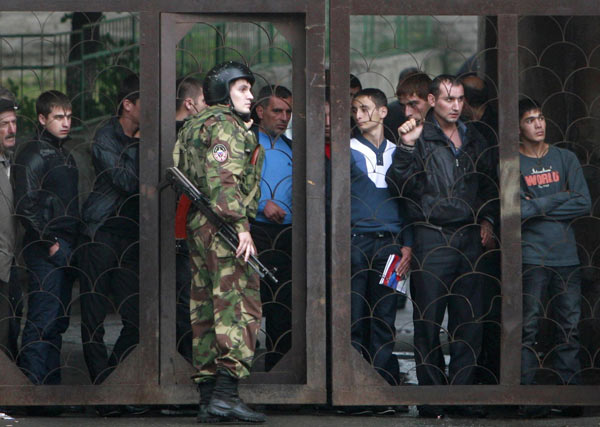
0, 0, 325, 406
2, 0, 600, 409
329, 0, 600, 407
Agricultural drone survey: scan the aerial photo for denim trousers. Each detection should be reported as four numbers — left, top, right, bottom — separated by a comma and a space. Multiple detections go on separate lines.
521, 264, 582, 385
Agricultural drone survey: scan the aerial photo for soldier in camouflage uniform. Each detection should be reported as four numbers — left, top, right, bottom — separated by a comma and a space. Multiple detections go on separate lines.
173, 61, 266, 423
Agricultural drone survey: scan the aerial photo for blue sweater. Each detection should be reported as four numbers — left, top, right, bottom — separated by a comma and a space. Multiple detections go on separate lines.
350, 134, 413, 246
255, 131, 293, 224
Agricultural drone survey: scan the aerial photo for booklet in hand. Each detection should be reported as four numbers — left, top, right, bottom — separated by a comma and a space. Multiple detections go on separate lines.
379, 253, 410, 295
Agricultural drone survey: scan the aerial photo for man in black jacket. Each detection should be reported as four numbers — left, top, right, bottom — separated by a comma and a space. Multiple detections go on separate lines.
79, 74, 140, 390
14, 90, 78, 386
387, 75, 497, 418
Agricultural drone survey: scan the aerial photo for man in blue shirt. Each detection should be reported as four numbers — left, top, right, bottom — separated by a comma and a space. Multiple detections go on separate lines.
251, 85, 293, 371
350, 88, 412, 390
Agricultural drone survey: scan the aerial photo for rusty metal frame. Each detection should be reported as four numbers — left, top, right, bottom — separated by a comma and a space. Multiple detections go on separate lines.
0, 0, 326, 405
329, 0, 600, 407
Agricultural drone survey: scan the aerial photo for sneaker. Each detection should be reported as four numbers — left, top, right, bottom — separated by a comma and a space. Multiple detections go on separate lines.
417, 405, 445, 419
95, 405, 121, 417
122, 405, 151, 415
346, 406, 374, 415
374, 406, 396, 416
518, 405, 551, 418
446, 405, 488, 418
554, 406, 584, 417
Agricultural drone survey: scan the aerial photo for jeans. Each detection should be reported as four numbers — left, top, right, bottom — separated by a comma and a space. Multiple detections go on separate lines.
351, 233, 402, 385
251, 221, 292, 371
79, 229, 139, 384
18, 238, 74, 384
521, 264, 582, 385
411, 225, 484, 386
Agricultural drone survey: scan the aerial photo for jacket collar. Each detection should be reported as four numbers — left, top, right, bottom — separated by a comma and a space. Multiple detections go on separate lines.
35, 127, 68, 147
423, 109, 468, 146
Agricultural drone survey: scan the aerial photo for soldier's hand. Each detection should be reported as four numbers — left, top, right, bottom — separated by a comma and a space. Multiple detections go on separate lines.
398, 118, 423, 146
236, 231, 257, 263
264, 200, 286, 224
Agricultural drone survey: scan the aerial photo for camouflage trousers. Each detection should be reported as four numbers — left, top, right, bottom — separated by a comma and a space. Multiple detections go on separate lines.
187, 222, 261, 383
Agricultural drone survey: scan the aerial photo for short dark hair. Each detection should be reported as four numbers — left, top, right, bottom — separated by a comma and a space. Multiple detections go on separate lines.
429, 74, 462, 98
256, 85, 292, 108
396, 71, 432, 101
118, 73, 139, 116
518, 98, 541, 120
176, 76, 202, 111
350, 74, 362, 90
36, 90, 71, 117
354, 88, 387, 108
461, 75, 489, 108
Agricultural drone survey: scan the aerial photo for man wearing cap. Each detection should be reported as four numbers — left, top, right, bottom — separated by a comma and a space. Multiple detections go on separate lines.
0, 87, 18, 360
174, 61, 265, 423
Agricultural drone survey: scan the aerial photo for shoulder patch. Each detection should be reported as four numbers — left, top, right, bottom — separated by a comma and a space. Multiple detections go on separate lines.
213, 144, 228, 163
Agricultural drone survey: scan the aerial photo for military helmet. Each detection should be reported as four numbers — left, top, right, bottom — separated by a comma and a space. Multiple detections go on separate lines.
203, 61, 255, 106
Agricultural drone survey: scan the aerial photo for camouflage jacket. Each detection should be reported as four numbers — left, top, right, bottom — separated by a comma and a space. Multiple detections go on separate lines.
174, 105, 264, 234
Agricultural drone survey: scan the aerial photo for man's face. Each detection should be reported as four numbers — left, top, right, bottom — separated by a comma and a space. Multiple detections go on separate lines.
257, 95, 292, 138
0, 110, 17, 153
519, 109, 546, 144
325, 101, 331, 141
428, 81, 464, 126
230, 79, 253, 115
122, 98, 141, 127
399, 93, 429, 122
352, 95, 387, 134
39, 106, 72, 140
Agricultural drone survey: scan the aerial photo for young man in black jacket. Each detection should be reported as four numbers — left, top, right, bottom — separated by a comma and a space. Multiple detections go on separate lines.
79, 74, 140, 393
14, 90, 78, 387
387, 75, 498, 418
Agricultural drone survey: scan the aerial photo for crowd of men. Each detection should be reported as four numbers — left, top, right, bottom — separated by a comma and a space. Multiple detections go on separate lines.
0, 77, 143, 417
0, 59, 592, 422
345, 69, 590, 419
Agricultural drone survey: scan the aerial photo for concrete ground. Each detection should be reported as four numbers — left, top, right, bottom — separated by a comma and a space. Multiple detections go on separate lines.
2, 407, 600, 427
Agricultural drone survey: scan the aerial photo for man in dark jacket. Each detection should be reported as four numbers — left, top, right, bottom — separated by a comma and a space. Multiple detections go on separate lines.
13, 90, 78, 386
387, 75, 497, 418
79, 74, 140, 390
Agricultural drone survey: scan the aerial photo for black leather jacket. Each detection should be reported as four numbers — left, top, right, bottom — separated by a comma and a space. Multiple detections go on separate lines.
386, 109, 498, 227
81, 117, 139, 238
13, 129, 79, 245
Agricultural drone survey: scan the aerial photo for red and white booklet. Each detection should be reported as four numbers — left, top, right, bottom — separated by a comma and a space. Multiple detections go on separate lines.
379, 254, 410, 295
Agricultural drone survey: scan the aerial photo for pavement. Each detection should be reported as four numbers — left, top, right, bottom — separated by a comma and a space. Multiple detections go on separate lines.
3, 407, 600, 427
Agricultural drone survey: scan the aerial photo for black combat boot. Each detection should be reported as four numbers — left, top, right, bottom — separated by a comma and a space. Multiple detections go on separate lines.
207, 370, 266, 423
197, 379, 220, 423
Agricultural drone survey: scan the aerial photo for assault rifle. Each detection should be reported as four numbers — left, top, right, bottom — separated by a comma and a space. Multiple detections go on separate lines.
166, 166, 278, 285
